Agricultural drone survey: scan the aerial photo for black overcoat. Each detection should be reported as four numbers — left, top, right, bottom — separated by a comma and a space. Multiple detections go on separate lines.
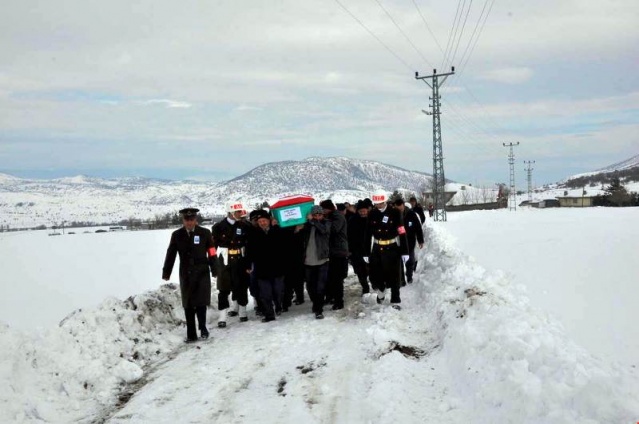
347, 213, 368, 258
162, 226, 215, 308
246, 225, 287, 279
402, 209, 425, 251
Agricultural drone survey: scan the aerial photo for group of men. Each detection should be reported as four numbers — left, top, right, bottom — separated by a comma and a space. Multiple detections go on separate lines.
162, 192, 426, 343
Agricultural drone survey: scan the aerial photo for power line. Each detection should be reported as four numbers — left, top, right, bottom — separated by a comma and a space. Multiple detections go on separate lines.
410, 0, 445, 55
457, 0, 496, 76
446, 0, 474, 70
441, 0, 464, 68
456, 0, 492, 77
372, 0, 435, 69
333, 0, 414, 72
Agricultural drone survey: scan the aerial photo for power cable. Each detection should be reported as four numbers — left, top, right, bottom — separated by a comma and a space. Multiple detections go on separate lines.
410, 0, 445, 56
446, 0, 474, 70
372, 0, 436, 69
333, 0, 414, 72
441, 0, 464, 68
457, 0, 496, 76
455, 0, 491, 77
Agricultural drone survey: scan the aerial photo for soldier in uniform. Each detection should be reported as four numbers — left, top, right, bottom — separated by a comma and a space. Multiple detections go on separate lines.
162, 208, 216, 343
364, 191, 409, 309
212, 201, 252, 328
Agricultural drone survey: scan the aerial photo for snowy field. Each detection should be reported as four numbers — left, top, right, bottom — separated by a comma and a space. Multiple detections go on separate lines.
444, 207, 639, 368
0, 227, 175, 330
1, 213, 638, 423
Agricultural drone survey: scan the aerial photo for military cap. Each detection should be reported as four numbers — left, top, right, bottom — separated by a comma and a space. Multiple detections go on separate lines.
179, 207, 199, 218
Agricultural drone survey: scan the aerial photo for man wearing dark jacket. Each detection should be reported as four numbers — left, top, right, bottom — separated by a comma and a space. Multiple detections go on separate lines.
348, 201, 371, 295
394, 198, 425, 284
320, 199, 349, 310
364, 192, 409, 309
245, 210, 287, 323
162, 208, 216, 343
300, 205, 331, 319
409, 197, 426, 223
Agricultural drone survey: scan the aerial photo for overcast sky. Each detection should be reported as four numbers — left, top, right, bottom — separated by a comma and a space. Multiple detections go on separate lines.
1, 0, 637, 185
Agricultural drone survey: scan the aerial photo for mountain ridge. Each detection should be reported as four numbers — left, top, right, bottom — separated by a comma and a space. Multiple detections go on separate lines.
0, 157, 433, 229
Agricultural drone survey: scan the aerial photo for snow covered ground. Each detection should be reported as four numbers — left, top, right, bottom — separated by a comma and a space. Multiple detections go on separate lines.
444, 207, 639, 368
1, 213, 638, 423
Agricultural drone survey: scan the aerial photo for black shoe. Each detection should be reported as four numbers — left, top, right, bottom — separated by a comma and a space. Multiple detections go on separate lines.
275, 308, 282, 316
293, 299, 305, 305
261, 316, 275, 323
217, 321, 226, 328
227, 311, 239, 317
315, 313, 324, 320
200, 329, 209, 339
407, 278, 413, 284
400, 281, 407, 287
239, 317, 248, 322
184, 337, 198, 344
376, 296, 384, 305
391, 304, 402, 310
331, 304, 344, 311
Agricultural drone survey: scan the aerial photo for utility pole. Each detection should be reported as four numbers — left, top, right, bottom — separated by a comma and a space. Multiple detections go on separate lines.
416, 66, 455, 222
524, 160, 535, 203
502, 142, 520, 211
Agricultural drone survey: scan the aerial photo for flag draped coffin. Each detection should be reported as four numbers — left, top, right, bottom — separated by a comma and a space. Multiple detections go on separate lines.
270, 195, 315, 228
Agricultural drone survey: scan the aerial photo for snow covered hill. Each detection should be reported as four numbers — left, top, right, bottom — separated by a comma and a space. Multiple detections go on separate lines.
566, 153, 639, 181
1, 218, 637, 423
0, 157, 433, 229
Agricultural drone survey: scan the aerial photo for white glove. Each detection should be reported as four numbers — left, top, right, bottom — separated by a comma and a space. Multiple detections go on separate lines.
401, 255, 409, 264
363, 257, 369, 264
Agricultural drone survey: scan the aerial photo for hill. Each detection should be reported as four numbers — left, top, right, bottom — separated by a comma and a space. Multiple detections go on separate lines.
564, 153, 639, 189
0, 157, 433, 229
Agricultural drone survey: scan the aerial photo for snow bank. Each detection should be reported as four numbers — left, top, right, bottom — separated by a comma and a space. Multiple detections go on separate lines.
0, 284, 186, 423
415, 221, 639, 423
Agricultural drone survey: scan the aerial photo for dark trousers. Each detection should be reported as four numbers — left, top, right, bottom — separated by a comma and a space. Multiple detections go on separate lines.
248, 268, 262, 310
326, 256, 348, 307
369, 246, 401, 303
305, 263, 329, 314
258, 276, 285, 319
284, 261, 305, 307
184, 306, 207, 339
350, 256, 370, 293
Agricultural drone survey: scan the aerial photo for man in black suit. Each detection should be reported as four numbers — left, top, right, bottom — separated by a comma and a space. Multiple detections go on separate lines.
162, 208, 216, 342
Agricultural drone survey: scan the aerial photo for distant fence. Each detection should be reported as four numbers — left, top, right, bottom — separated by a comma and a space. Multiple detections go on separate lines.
446, 201, 504, 212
